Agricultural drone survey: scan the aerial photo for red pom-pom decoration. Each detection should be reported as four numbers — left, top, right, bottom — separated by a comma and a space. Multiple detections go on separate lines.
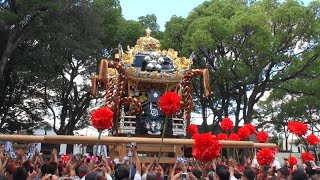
288, 121, 308, 137
91, 107, 114, 131
187, 125, 198, 136
159, 92, 181, 116
238, 126, 251, 140
301, 152, 314, 163
306, 134, 319, 146
217, 133, 227, 140
244, 124, 256, 135
288, 156, 298, 166
256, 131, 269, 143
257, 148, 275, 166
229, 133, 240, 141
192, 133, 222, 163
221, 117, 234, 132
61, 154, 71, 164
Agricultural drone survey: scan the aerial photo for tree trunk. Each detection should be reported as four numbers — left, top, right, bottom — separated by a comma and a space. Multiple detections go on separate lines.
235, 98, 241, 129
0, 30, 23, 80
245, 86, 260, 124
201, 98, 207, 132
246, 105, 254, 124
0, 39, 14, 81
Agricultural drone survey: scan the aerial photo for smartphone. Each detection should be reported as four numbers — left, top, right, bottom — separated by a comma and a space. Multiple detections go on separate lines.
29, 167, 34, 173
164, 175, 168, 180
176, 157, 184, 164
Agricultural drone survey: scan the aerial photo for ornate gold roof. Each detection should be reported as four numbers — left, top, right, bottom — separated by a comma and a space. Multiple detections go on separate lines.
118, 28, 193, 82
135, 28, 161, 51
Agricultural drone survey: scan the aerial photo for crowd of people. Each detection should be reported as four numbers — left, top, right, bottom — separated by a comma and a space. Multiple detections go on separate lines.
0, 143, 319, 180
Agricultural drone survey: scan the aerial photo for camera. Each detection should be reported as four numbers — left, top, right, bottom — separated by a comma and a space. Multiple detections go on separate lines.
181, 173, 188, 179
126, 142, 137, 149
176, 157, 185, 164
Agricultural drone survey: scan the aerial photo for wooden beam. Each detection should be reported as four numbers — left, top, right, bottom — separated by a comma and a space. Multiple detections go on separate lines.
43, 135, 194, 145
254, 143, 276, 149
219, 140, 253, 147
0, 135, 276, 149
0, 135, 45, 143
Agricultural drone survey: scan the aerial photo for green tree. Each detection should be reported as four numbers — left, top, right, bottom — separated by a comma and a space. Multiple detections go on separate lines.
138, 14, 160, 33
257, 60, 320, 150
0, 0, 147, 137
164, 0, 320, 129
137, 14, 164, 41
0, 0, 59, 80
161, 15, 188, 53
23, 1, 102, 136
93, 0, 122, 57
0, 0, 104, 135
115, 19, 145, 48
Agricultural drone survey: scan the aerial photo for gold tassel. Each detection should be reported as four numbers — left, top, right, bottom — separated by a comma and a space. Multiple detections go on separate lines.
98, 59, 108, 85
91, 75, 99, 98
203, 69, 211, 97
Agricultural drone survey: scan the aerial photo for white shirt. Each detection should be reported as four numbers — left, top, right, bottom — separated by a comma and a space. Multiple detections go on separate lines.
105, 173, 113, 180
230, 176, 238, 180
134, 173, 142, 180
272, 158, 281, 170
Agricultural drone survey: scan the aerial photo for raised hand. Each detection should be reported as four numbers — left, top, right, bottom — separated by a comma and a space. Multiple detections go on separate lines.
52, 148, 57, 155
130, 142, 137, 152
17, 149, 24, 157
35, 148, 40, 156
0, 146, 4, 156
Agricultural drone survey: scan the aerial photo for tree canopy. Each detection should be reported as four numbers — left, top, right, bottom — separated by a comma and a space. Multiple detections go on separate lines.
162, 0, 320, 130
0, 0, 147, 135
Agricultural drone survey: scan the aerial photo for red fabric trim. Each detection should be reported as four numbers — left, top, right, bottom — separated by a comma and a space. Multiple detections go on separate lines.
174, 169, 182, 173
79, 170, 90, 177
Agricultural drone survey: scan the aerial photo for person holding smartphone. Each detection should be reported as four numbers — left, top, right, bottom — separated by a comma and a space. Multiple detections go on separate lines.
130, 142, 141, 180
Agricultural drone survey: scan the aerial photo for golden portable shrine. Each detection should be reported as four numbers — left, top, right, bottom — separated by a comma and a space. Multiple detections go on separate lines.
91, 28, 210, 137
88, 29, 275, 163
